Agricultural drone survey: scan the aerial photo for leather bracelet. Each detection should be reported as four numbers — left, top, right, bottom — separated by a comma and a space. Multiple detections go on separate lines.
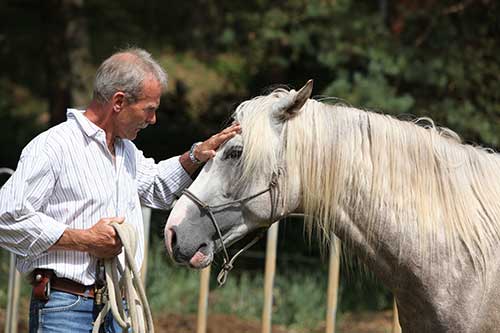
189, 142, 203, 164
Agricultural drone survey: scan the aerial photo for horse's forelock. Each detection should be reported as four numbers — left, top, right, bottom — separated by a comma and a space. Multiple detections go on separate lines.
234, 91, 285, 190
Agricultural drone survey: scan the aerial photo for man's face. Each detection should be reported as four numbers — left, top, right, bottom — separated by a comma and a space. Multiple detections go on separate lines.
116, 77, 161, 140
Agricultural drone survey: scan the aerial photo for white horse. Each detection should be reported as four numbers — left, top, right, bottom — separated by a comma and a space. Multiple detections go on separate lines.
165, 80, 500, 332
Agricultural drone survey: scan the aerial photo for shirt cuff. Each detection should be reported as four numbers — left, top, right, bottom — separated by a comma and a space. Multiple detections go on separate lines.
158, 155, 193, 196
26, 215, 68, 258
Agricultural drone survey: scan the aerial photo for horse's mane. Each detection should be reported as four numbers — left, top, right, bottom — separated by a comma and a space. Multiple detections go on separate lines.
234, 88, 500, 271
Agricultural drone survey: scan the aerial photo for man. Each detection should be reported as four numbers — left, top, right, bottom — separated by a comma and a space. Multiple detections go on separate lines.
0, 48, 240, 332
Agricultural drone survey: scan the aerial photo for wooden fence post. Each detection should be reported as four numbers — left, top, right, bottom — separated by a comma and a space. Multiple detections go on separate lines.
5, 253, 20, 333
140, 206, 152, 286
393, 297, 402, 333
262, 222, 279, 333
326, 236, 341, 333
1, 168, 20, 333
197, 266, 211, 333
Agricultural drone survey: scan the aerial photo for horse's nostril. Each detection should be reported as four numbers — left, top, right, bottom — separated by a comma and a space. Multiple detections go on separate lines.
197, 243, 208, 255
170, 228, 177, 248
169, 228, 184, 262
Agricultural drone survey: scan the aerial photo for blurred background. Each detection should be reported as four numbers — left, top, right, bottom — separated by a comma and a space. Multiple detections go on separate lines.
0, 0, 498, 332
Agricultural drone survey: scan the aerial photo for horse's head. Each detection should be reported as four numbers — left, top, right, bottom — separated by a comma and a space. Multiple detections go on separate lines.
165, 80, 313, 268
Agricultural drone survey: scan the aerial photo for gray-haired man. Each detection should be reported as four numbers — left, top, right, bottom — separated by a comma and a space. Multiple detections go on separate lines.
0, 48, 239, 332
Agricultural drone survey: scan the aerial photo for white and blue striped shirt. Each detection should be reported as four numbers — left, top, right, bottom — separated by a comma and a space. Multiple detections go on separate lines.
0, 109, 192, 285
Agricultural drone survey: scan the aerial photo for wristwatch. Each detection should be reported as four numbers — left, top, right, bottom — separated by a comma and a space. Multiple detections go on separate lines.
189, 142, 203, 164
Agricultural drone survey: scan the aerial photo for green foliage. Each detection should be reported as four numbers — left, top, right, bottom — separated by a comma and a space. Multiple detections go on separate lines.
209, 272, 264, 320
1, 0, 498, 162
146, 239, 201, 314
203, 0, 499, 148
273, 271, 328, 330
0, 80, 47, 168
0, 250, 10, 308
0, 249, 32, 324
323, 70, 415, 113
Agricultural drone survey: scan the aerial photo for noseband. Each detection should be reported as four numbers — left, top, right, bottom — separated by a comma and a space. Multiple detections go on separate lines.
182, 172, 279, 286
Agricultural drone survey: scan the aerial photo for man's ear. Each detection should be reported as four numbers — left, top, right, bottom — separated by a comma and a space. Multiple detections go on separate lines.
272, 79, 313, 122
111, 92, 126, 113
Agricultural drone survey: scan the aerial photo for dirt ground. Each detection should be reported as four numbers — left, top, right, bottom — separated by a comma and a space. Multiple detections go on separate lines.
155, 310, 393, 333
1, 309, 393, 333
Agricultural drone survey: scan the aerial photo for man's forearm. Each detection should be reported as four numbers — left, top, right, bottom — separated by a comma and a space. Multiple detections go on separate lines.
49, 217, 124, 258
179, 151, 202, 176
49, 228, 89, 252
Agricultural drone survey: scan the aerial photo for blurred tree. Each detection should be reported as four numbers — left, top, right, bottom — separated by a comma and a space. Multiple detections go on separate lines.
209, 0, 499, 147
42, 0, 92, 125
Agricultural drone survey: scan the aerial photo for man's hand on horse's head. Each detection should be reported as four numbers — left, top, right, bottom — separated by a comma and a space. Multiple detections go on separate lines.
195, 123, 241, 162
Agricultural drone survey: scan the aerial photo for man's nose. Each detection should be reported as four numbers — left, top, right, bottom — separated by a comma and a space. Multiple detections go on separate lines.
147, 111, 157, 125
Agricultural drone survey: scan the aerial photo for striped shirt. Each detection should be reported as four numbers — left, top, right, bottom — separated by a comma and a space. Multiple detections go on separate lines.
0, 109, 192, 285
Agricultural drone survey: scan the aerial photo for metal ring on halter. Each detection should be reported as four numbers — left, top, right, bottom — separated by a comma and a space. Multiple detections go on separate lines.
182, 172, 280, 286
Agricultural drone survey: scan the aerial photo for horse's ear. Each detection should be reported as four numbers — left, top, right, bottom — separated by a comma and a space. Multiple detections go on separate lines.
273, 79, 313, 121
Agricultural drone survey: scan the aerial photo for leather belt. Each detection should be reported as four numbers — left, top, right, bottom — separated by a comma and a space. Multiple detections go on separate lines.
32, 269, 95, 300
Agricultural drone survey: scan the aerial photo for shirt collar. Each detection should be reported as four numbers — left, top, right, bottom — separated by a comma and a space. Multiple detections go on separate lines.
66, 108, 105, 138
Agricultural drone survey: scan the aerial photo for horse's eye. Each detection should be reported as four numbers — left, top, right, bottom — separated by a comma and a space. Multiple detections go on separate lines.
229, 150, 242, 159
223, 146, 242, 160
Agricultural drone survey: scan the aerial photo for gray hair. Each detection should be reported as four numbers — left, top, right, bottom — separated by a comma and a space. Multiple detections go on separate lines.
92, 48, 168, 104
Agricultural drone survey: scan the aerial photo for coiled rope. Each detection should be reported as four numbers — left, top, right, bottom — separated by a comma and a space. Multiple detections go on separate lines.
92, 222, 154, 333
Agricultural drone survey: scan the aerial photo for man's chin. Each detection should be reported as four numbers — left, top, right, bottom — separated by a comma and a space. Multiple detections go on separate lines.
126, 131, 139, 140
119, 128, 142, 141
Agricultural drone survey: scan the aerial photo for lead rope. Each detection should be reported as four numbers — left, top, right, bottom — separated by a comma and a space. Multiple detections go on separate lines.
216, 231, 265, 286
92, 222, 154, 333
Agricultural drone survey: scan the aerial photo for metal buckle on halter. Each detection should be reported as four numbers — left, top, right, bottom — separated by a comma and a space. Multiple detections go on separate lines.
94, 260, 107, 306
216, 228, 267, 286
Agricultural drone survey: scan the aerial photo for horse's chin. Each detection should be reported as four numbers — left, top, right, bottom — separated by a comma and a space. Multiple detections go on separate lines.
188, 237, 235, 268
189, 250, 213, 268
188, 240, 215, 268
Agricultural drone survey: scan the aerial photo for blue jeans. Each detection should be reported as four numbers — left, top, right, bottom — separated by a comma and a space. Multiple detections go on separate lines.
29, 290, 124, 333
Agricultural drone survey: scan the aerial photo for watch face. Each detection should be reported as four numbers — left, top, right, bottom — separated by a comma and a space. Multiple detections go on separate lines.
190, 142, 202, 164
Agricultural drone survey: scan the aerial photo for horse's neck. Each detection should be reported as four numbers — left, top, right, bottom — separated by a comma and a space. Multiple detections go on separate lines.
332, 187, 500, 329
331, 202, 406, 287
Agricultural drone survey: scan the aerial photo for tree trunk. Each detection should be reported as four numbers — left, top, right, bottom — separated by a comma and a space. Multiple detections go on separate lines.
42, 0, 91, 126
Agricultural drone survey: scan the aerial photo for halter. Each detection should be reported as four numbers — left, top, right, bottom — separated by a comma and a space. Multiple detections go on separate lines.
182, 172, 279, 286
